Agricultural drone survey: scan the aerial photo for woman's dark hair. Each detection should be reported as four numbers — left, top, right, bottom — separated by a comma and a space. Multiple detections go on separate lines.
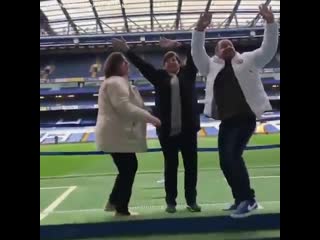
104, 52, 126, 78
162, 51, 181, 66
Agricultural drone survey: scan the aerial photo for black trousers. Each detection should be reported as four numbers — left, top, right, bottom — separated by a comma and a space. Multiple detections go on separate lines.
218, 114, 256, 204
108, 153, 138, 213
159, 131, 198, 206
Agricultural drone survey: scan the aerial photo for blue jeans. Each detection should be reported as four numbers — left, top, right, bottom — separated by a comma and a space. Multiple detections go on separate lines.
218, 114, 256, 203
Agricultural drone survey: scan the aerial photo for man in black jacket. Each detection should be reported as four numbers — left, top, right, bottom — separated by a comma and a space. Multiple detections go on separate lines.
112, 37, 201, 213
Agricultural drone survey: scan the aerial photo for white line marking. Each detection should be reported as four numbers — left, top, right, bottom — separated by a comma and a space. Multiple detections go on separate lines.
40, 186, 77, 221
40, 186, 71, 190
51, 200, 279, 214
251, 176, 280, 179
224, 175, 280, 182
40, 165, 280, 180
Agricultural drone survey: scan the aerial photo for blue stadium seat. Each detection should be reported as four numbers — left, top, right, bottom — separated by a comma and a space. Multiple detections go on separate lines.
200, 114, 213, 123
81, 119, 96, 125
67, 133, 84, 143
204, 127, 219, 136
87, 132, 95, 142
41, 138, 55, 144
264, 124, 279, 134
147, 129, 158, 139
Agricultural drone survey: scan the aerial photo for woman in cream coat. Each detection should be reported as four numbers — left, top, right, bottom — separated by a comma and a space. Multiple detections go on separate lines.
96, 52, 161, 216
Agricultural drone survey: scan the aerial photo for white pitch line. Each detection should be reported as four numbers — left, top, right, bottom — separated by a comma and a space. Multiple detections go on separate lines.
224, 175, 280, 182
51, 200, 280, 214
40, 165, 280, 180
40, 186, 77, 221
251, 176, 280, 179
40, 186, 71, 190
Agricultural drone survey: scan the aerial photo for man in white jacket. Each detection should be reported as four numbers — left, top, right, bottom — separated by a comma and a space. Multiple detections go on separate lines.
191, 5, 278, 218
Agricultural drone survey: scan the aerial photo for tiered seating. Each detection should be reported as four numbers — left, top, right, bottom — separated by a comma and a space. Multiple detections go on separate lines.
264, 124, 280, 134
42, 54, 95, 79
66, 133, 84, 143
87, 132, 95, 142
204, 127, 219, 136
42, 138, 55, 144
40, 123, 280, 144
147, 129, 158, 139
80, 119, 96, 125
200, 114, 213, 123
41, 52, 280, 81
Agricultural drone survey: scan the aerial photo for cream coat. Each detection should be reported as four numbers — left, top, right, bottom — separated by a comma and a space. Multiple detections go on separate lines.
95, 76, 151, 153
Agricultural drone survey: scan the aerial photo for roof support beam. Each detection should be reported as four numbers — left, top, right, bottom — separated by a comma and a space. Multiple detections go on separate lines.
205, 0, 213, 12
250, 0, 271, 27
217, 17, 229, 28
88, 0, 104, 34
149, 0, 154, 31
48, 10, 264, 24
175, 0, 183, 30
56, 0, 79, 34
119, 0, 129, 32
153, 16, 165, 32
127, 18, 145, 32
40, 9, 57, 35
235, 14, 239, 27
100, 20, 117, 32
225, 0, 241, 28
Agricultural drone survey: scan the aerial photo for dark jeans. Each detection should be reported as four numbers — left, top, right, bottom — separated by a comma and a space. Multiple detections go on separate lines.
109, 153, 138, 213
218, 114, 256, 204
159, 131, 198, 206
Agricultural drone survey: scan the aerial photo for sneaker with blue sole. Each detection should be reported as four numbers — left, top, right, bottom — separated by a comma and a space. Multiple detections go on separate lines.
230, 200, 258, 218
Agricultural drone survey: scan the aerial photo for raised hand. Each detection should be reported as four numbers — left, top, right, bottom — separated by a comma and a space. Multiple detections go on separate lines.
259, 4, 274, 23
159, 37, 182, 49
112, 37, 130, 52
196, 12, 212, 31
148, 115, 161, 127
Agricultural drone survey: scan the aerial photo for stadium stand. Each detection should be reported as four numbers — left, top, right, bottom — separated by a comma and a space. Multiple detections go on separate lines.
40, 123, 280, 144
147, 128, 158, 139
66, 133, 84, 143
40, 1, 280, 145
264, 124, 280, 134
204, 127, 219, 137
41, 53, 279, 82
87, 132, 96, 142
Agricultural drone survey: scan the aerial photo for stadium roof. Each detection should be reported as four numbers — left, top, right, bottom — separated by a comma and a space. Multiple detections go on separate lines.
40, 0, 280, 36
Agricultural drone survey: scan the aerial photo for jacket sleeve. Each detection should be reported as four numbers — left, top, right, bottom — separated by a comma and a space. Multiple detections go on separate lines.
126, 49, 160, 86
106, 79, 151, 121
191, 30, 211, 77
249, 22, 279, 68
178, 43, 198, 75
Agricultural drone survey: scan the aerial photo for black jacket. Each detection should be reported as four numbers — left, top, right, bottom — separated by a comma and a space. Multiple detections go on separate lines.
126, 45, 200, 138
